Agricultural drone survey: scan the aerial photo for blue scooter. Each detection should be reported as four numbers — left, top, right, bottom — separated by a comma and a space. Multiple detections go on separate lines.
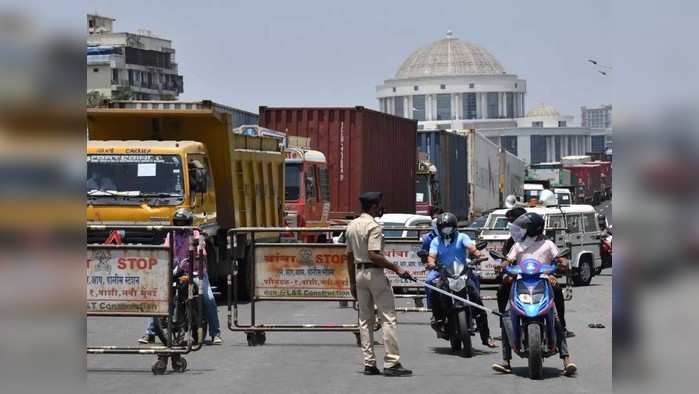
489, 248, 569, 380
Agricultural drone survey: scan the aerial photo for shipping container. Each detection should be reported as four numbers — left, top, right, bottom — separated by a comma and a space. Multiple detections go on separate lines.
501, 149, 526, 202
463, 130, 501, 219
416, 130, 469, 219
259, 106, 417, 218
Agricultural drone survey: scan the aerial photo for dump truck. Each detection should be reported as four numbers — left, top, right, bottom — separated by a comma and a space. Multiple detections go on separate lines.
86, 100, 285, 291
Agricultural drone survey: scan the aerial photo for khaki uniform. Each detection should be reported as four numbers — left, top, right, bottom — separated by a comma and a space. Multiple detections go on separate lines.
345, 213, 400, 368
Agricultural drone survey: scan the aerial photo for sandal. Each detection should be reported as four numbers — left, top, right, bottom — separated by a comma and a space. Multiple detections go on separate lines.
483, 338, 498, 348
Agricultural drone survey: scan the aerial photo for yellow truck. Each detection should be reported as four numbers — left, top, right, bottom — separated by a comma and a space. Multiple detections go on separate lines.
87, 100, 285, 286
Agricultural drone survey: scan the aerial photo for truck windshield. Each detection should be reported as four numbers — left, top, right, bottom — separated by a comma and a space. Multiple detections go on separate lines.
285, 163, 301, 201
415, 175, 429, 203
87, 154, 184, 200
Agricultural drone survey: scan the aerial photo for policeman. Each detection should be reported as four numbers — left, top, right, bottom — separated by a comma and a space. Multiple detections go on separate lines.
345, 192, 413, 377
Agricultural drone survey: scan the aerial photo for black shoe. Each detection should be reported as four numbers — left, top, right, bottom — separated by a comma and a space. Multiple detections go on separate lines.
565, 329, 576, 338
383, 363, 412, 377
364, 366, 381, 375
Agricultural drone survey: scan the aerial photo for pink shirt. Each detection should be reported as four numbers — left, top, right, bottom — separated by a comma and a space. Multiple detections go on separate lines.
506, 237, 559, 264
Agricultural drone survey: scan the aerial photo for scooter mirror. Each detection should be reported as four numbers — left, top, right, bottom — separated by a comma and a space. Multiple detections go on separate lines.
475, 241, 488, 250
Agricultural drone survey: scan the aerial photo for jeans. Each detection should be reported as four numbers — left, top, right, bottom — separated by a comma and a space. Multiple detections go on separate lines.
424, 269, 441, 308
146, 274, 220, 338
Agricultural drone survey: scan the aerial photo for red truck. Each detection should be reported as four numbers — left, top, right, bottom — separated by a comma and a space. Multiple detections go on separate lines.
586, 160, 612, 200
563, 164, 603, 205
283, 146, 331, 242
259, 106, 417, 220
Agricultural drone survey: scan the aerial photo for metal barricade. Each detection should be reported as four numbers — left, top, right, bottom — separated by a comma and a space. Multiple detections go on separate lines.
86, 225, 204, 374
227, 227, 360, 346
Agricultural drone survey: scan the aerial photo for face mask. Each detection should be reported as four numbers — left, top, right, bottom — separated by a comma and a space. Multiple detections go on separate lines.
377, 207, 385, 218
510, 223, 527, 243
441, 226, 454, 236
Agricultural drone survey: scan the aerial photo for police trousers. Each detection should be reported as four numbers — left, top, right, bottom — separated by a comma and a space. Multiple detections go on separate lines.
356, 267, 400, 368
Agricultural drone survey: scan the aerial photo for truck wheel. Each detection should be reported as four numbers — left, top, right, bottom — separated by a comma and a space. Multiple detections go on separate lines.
527, 324, 543, 380
573, 259, 593, 286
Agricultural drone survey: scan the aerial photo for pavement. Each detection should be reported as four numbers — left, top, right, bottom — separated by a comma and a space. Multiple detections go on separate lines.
86, 202, 613, 394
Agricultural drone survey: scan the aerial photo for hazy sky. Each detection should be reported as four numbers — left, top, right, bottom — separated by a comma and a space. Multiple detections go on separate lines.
86, 0, 611, 118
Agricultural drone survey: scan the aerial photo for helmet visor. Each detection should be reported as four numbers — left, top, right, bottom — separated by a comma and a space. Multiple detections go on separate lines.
510, 223, 527, 243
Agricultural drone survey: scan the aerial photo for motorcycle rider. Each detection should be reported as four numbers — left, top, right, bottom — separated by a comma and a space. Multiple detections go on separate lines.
497, 207, 574, 338
492, 212, 577, 376
426, 212, 496, 348
418, 208, 443, 309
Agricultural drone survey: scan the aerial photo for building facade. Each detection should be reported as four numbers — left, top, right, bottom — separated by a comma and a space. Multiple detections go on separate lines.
87, 14, 184, 100
376, 32, 526, 130
480, 104, 612, 164
581, 104, 612, 129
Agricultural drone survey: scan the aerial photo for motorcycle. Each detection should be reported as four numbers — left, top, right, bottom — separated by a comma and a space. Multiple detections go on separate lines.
490, 248, 569, 379
432, 241, 488, 357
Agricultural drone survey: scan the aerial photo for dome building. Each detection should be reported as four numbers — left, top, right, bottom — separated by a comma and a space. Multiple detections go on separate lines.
376, 32, 526, 130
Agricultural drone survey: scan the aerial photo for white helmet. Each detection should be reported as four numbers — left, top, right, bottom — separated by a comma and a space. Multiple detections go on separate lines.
539, 189, 558, 207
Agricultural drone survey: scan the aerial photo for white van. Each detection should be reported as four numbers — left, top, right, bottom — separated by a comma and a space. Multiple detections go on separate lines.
478, 204, 602, 286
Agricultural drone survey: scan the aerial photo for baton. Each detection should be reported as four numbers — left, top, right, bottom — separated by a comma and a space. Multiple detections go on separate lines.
406, 276, 503, 318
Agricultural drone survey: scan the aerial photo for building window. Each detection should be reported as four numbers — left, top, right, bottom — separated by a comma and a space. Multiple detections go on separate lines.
462, 93, 477, 119
555, 135, 562, 160
111, 69, 119, 84
530, 135, 547, 164
532, 121, 543, 127
412, 95, 426, 121
502, 136, 518, 155
413, 85, 419, 91
514, 83, 518, 88
392, 87, 396, 92
505, 92, 514, 118
93, 68, 99, 72
469, 83, 474, 88
487, 93, 499, 118
440, 84, 446, 90
436, 94, 452, 120
558, 120, 567, 127
394, 96, 405, 118
379, 98, 387, 113
591, 135, 606, 153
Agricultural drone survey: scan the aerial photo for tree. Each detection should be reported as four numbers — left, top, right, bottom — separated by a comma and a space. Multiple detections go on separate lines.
112, 86, 133, 101
86, 90, 107, 107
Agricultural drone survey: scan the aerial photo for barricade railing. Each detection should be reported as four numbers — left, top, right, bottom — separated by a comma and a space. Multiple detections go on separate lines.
86, 225, 204, 374
226, 227, 361, 346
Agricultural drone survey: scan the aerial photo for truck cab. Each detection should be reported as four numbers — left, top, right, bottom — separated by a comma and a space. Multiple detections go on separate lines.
284, 148, 330, 242
87, 140, 216, 243
415, 159, 439, 216
479, 204, 603, 286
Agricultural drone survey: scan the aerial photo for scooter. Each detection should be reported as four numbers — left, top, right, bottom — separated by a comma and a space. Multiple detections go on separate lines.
431, 241, 489, 357
489, 248, 569, 380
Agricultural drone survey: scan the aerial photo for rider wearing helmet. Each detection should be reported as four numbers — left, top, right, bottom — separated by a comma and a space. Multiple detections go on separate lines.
492, 212, 577, 376
426, 212, 496, 348
418, 208, 443, 308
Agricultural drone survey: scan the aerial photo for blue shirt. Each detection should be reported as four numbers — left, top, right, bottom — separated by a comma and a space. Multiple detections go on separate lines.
429, 232, 475, 267
421, 231, 438, 252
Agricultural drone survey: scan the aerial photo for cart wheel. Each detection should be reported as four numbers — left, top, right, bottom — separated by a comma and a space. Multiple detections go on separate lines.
255, 332, 266, 345
152, 357, 168, 375
246, 332, 256, 346
354, 332, 361, 347
172, 357, 187, 373
414, 298, 424, 308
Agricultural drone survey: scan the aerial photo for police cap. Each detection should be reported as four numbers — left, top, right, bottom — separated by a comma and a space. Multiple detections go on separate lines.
359, 192, 383, 206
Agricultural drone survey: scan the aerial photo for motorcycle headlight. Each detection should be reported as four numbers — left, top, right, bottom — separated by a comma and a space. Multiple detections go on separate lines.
447, 277, 466, 292
517, 293, 532, 304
